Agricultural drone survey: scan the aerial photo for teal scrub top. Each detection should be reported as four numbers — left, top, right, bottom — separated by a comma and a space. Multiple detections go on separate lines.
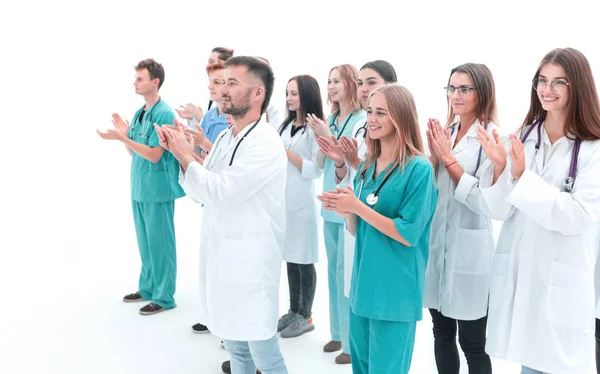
129, 99, 186, 203
350, 156, 438, 322
321, 109, 367, 223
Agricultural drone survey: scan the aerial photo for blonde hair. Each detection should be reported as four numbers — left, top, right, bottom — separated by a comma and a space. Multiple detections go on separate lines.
328, 64, 362, 114
359, 84, 424, 178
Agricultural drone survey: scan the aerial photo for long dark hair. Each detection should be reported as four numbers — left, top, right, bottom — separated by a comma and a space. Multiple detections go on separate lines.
521, 48, 600, 140
279, 75, 324, 134
360, 60, 397, 83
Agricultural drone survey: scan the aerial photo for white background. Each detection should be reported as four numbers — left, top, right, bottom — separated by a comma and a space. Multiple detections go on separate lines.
1, 0, 599, 372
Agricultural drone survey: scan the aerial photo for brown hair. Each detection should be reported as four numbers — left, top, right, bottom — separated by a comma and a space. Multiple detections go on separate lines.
328, 64, 361, 114
134, 58, 165, 89
211, 47, 235, 62
445, 63, 498, 127
206, 60, 225, 74
521, 48, 600, 140
359, 84, 424, 178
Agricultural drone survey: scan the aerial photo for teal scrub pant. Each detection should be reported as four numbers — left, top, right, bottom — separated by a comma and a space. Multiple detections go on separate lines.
350, 310, 417, 374
131, 200, 177, 309
323, 221, 350, 354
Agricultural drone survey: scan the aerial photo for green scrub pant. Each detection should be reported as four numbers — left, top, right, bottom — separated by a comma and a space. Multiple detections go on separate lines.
350, 310, 416, 374
323, 221, 350, 354
131, 200, 177, 309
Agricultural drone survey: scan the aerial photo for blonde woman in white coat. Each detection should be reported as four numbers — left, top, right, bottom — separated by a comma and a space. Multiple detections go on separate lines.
276, 75, 325, 339
477, 47, 600, 374
424, 63, 498, 374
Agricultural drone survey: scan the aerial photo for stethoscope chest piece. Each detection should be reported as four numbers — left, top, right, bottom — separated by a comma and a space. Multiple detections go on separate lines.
562, 176, 575, 193
366, 193, 379, 206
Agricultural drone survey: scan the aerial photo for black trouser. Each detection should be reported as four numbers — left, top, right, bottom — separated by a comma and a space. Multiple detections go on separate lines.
429, 309, 492, 374
596, 318, 600, 374
287, 262, 317, 318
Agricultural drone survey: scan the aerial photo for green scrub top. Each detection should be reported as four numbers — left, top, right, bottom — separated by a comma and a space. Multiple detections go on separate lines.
321, 109, 367, 223
129, 99, 185, 203
350, 156, 438, 322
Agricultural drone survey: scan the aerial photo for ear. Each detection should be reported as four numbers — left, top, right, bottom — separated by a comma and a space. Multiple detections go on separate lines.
254, 86, 265, 102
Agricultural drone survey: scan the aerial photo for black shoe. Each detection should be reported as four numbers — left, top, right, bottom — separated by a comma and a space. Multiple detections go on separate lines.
123, 291, 144, 303
221, 360, 261, 374
191, 323, 210, 334
139, 302, 166, 315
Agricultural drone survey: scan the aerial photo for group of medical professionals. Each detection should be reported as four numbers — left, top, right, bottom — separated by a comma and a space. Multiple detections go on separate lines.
97, 45, 600, 374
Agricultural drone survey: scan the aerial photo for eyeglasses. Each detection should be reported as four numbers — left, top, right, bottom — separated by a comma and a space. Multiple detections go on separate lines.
532, 77, 569, 94
445, 85, 476, 97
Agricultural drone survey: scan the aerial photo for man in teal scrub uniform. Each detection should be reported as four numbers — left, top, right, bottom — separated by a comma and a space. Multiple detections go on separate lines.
97, 59, 185, 315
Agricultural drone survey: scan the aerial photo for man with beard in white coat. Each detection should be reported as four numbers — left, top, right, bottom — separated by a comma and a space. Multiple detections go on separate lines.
155, 56, 288, 374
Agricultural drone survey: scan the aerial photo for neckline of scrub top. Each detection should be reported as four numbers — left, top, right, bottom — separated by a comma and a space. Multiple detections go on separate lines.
369, 159, 397, 182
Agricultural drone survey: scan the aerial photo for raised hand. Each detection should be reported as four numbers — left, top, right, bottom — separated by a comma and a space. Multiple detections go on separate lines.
316, 135, 344, 164
508, 134, 526, 180
154, 124, 170, 151
476, 125, 507, 169
339, 135, 360, 165
111, 113, 130, 136
307, 113, 331, 138
427, 118, 453, 164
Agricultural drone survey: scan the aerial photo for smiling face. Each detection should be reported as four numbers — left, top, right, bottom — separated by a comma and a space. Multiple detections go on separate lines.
366, 92, 395, 141
536, 63, 570, 114
328, 68, 347, 103
358, 68, 386, 107
447, 72, 479, 118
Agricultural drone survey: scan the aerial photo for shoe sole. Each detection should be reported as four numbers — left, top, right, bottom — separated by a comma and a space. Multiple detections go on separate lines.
192, 329, 210, 334
123, 298, 145, 303
280, 324, 315, 339
139, 306, 173, 315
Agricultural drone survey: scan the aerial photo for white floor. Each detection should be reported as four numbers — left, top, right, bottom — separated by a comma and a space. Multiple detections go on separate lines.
0, 164, 592, 373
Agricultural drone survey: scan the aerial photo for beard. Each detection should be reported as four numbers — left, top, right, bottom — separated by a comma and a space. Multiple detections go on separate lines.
222, 89, 253, 118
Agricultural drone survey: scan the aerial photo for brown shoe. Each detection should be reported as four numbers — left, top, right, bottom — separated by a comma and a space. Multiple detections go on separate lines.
323, 340, 342, 352
335, 353, 351, 365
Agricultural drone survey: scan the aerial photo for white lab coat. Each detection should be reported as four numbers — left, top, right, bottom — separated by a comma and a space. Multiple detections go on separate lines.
423, 121, 498, 320
267, 105, 282, 131
480, 125, 600, 373
338, 119, 368, 297
179, 115, 288, 341
280, 124, 322, 264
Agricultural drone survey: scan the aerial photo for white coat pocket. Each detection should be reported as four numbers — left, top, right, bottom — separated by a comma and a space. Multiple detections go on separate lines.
453, 228, 494, 275
545, 260, 595, 329
217, 237, 262, 284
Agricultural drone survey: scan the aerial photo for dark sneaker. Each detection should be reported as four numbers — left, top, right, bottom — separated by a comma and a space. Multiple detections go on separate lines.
191, 323, 210, 334
323, 340, 342, 352
123, 291, 144, 303
221, 360, 261, 374
139, 302, 167, 315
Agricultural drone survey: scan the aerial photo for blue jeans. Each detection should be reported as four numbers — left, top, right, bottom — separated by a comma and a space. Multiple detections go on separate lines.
224, 335, 288, 374
521, 366, 549, 374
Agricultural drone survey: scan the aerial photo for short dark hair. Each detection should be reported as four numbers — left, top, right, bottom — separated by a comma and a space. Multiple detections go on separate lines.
135, 59, 165, 89
224, 56, 275, 114
360, 60, 398, 84
212, 47, 235, 62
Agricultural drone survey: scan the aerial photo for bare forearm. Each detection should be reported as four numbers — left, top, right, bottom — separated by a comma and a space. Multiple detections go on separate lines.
121, 137, 164, 163
429, 155, 439, 174
442, 157, 465, 184
492, 163, 506, 185
348, 157, 361, 171
355, 203, 410, 246
346, 213, 357, 236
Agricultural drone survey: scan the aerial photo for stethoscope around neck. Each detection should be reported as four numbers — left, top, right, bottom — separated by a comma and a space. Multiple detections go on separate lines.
132, 98, 161, 139
279, 119, 307, 150
206, 119, 260, 168
449, 121, 486, 176
358, 164, 399, 206
329, 111, 355, 140
520, 115, 581, 193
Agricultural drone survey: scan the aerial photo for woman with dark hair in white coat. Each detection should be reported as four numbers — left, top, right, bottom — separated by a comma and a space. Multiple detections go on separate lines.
477, 47, 600, 374
276, 75, 324, 338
